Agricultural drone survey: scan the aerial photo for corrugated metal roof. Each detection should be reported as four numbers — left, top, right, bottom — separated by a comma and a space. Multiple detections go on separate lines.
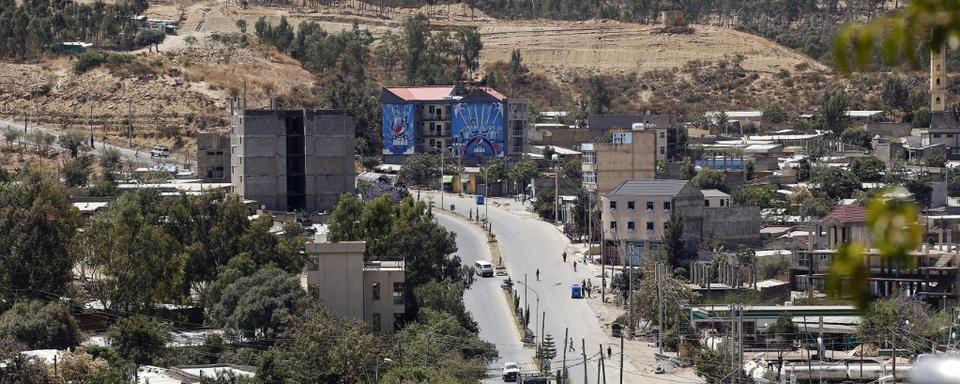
700, 189, 729, 198
384, 86, 457, 101
607, 179, 691, 196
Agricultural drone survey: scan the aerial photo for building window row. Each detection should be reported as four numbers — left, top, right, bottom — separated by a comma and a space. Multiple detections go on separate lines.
610, 220, 669, 232
611, 200, 671, 212
371, 281, 405, 305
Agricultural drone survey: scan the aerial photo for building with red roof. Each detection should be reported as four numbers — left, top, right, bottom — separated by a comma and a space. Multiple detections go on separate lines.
380, 85, 527, 164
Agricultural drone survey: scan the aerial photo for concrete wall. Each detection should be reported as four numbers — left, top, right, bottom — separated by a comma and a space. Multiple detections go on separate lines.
231, 110, 355, 213
197, 132, 231, 183
863, 122, 913, 138
701, 206, 762, 247
363, 263, 405, 333
303, 242, 366, 321
594, 130, 657, 192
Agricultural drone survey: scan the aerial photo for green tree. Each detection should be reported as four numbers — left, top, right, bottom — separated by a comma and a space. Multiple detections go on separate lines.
0, 300, 81, 350
691, 168, 727, 192
811, 165, 860, 199
633, 271, 696, 330
210, 267, 304, 339
912, 107, 932, 128
820, 89, 849, 136
258, 304, 385, 383
398, 153, 440, 187
508, 155, 542, 194
840, 127, 872, 150
849, 156, 885, 182
732, 184, 783, 209
662, 217, 685, 268
63, 155, 94, 187
926, 154, 946, 168
881, 76, 910, 114
586, 75, 611, 115
414, 280, 477, 332
762, 105, 789, 124
3, 128, 21, 147
403, 14, 430, 84
680, 158, 696, 180
694, 344, 735, 384
107, 315, 170, 365
743, 159, 754, 181
0, 168, 80, 297
389, 309, 496, 381
857, 297, 935, 350
533, 189, 556, 221
74, 190, 185, 312
328, 193, 365, 242
454, 27, 482, 79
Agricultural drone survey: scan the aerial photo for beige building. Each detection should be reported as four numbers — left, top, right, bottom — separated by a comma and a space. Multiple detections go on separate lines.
701, 189, 731, 208
302, 239, 405, 333
582, 129, 657, 193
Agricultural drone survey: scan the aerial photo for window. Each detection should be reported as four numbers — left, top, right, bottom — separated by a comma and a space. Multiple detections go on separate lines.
371, 282, 381, 301
306, 257, 319, 271
650, 241, 663, 250
609, 201, 617, 211
372, 313, 381, 332
660, 131, 665, 139
660, 147, 665, 155
429, 106, 435, 113
934, 133, 942, 138
663, 201, 671, 211
646, 222, 654, 231
664, 222, 669, 230
949, 134, 955, 138
705, 199, 711, 207
720, 199, 726, 207
627, 221, 635, 231
627, 201, 635, 210
646, 201, 654, 211
393, 282, 404, 305
612, 132, 632, 144
610, 221, 618, 231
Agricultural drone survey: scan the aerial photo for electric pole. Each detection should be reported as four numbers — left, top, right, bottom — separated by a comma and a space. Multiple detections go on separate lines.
582, 339, 587, 384
562, 327, 568, 383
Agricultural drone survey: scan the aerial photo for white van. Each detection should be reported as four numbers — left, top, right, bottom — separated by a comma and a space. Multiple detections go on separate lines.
150, 145, 170, 157
475, 260, 494, 277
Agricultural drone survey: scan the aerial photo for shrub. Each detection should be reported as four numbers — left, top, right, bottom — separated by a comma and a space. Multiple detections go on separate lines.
73, 51, 135, 74
0, 300, 82, 349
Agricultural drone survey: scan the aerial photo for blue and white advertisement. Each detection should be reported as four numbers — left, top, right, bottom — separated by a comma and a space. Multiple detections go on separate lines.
452, 102, 505, 158
382, 103, 416, 155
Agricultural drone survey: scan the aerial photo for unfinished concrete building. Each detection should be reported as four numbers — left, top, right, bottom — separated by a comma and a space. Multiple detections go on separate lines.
196, 132, 231, 183
230, 109, 355, 213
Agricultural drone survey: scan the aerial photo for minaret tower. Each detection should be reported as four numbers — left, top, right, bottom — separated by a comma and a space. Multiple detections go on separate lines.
932, 42, 947, 112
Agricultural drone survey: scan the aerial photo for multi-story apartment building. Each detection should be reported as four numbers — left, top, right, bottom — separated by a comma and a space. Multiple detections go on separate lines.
380, 86, 528, 164
230, 109, 355, 213
302, 239, 405, 333
791, 204, 960, 308
600, 179, 761, 264
581, 129, 657, 193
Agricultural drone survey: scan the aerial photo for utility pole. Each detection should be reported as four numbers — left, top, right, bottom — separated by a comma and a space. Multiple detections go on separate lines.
541, 311, 546, 354
553, 154, 559, 224
562, 327, 568, 383
619, 334, 624, 384
582, 339, 587, 384
657, 263, 665, 354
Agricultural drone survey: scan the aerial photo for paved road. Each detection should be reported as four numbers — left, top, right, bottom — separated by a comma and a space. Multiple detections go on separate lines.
432, 192, 611, 383
0, 117, 195, 171
435, 212, 534, 382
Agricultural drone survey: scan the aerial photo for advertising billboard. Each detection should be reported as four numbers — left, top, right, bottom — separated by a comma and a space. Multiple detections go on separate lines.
382, 103, 416, 155
452, 101, 505, 158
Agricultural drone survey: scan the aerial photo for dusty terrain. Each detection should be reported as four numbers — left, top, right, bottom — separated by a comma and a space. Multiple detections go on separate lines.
0, 0, 852, 153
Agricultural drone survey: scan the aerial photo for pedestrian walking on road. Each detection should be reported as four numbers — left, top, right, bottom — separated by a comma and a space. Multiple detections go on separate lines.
607, 345, 612, 359
569, 338, 575, 352
573, 261, 577, 271
536, 268, 540, 281
562, 251, 567, 263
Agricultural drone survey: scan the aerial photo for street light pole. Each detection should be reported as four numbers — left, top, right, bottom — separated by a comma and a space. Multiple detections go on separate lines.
482, 165, 490, 220
440, 146, 454, 210
553, 154, 559, 224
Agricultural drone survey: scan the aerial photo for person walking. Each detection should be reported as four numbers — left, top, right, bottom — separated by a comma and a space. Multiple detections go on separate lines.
573, 261, 577, 272
607, 345, 612, 359
562, 251, 567, 263
569, 338, 575, 352
536, 268, 540, 281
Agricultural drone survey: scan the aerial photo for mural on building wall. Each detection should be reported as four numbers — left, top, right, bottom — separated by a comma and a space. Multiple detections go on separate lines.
382, 104, 415, 155
452, 102, 505, 157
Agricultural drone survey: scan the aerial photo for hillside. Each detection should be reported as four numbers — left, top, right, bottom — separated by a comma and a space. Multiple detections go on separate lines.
0, 0, 935, 155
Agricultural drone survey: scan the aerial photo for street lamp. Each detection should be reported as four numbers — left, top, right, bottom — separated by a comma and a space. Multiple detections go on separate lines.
552, 154, 560, 224
481, 165, 491, 220
439, 146, 455, 210
515, 277, 542, 344
374, 357, 394, 384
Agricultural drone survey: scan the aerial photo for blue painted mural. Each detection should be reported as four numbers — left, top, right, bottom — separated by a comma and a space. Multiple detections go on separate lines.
382, 104, 416, 155
452, 102, 505, 158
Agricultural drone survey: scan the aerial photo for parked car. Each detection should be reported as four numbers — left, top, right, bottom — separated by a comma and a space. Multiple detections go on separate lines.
475, 260, 494, 278
571, 283, 583, 298
150, 145, 170, 157
502, 362, 520, 382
